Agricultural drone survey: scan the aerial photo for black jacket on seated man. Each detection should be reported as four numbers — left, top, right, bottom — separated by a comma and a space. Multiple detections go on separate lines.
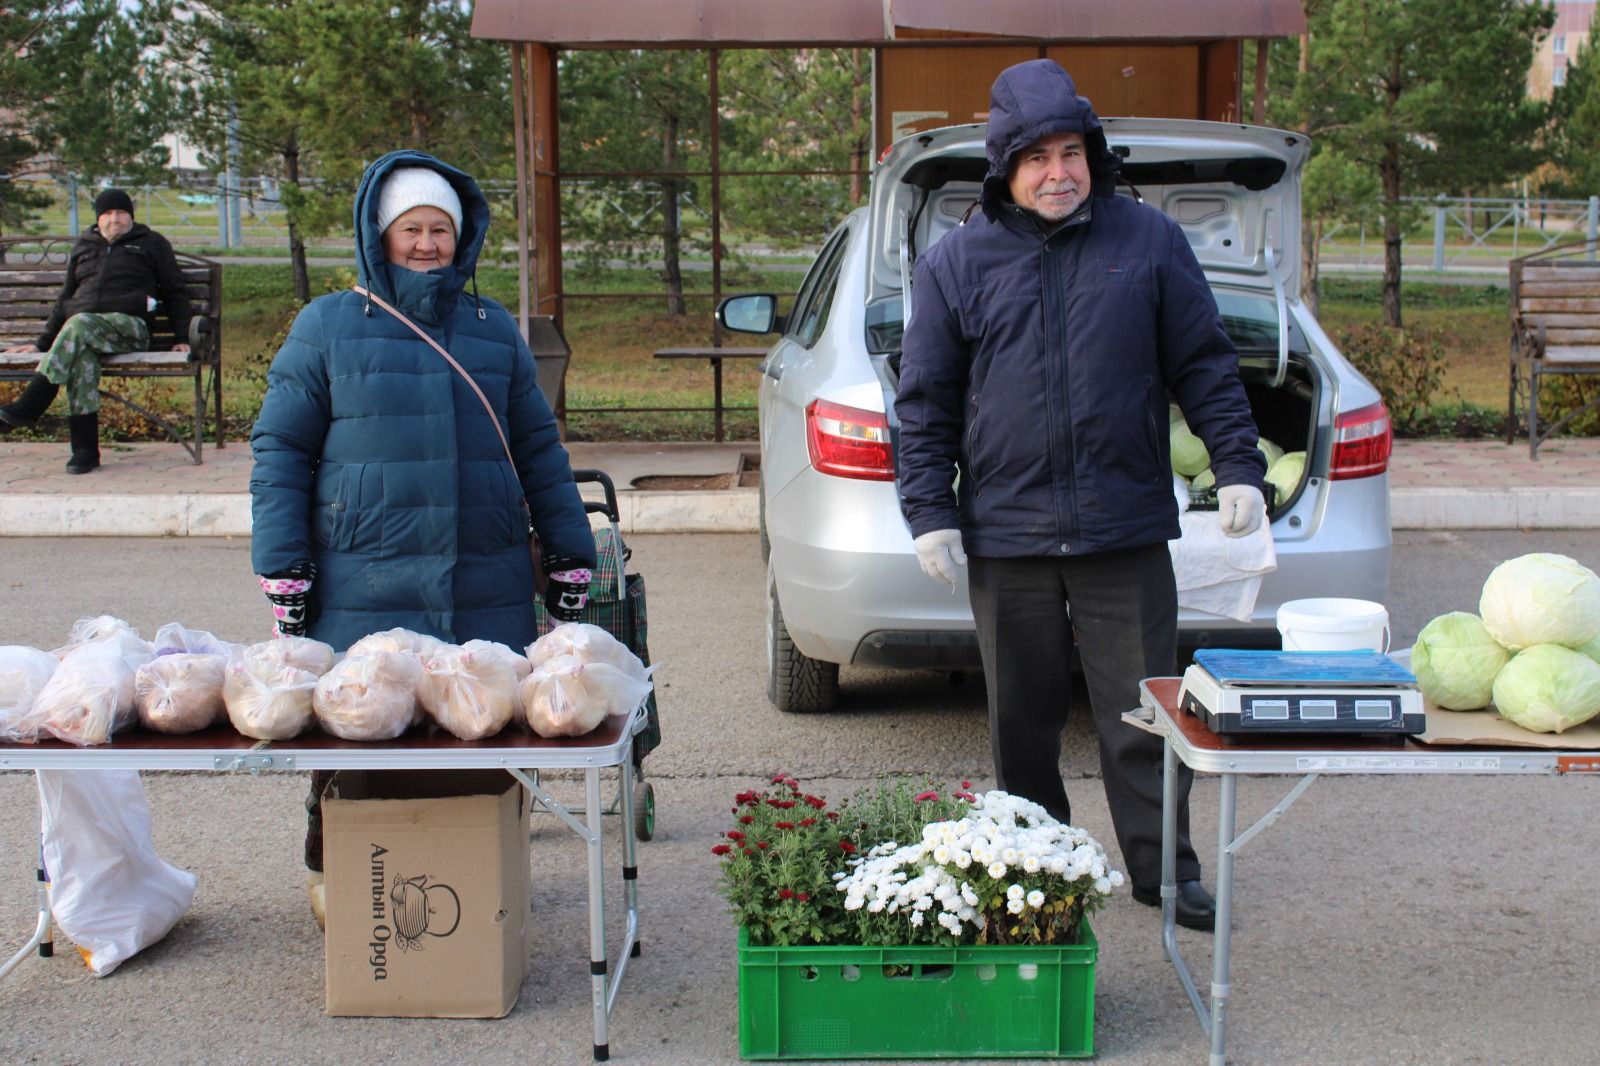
36, 222, 193, 351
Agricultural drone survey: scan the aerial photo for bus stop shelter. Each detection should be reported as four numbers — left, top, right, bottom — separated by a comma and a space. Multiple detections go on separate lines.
469, 0, 1305, 416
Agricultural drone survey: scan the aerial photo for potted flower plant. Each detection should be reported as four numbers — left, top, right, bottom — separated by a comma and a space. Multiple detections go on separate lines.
714, 775, 1122, 1060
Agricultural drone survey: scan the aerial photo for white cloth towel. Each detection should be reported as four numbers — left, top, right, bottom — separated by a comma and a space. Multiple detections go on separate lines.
1168, 511, 1278, 622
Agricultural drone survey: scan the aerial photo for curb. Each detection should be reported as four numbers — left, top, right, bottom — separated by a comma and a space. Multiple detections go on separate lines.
0, 489, 760, 538
1389, 488, 1600, 531
4, 487, 1599, 537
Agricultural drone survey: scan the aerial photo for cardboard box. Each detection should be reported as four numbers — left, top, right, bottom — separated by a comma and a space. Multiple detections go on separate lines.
323, 770, 529, 1018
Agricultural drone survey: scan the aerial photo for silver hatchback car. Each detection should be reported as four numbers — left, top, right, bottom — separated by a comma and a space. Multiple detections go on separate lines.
720, 120, 1393, 713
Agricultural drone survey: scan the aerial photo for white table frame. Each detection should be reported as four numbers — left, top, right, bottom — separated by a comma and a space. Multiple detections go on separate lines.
0, 704, 647, 1062
1131, 677, 1600, 1066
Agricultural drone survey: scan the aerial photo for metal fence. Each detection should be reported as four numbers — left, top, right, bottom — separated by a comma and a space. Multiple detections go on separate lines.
21, 177, 1600, 272
1320, 195, 1600, 273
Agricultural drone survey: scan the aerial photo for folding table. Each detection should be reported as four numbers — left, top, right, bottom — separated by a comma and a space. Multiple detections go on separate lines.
0, 704, 646, 1062
1132, 676, 1600, 1066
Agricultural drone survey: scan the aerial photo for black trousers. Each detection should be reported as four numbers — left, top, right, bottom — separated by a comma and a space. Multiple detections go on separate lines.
967, 542, 1200, 889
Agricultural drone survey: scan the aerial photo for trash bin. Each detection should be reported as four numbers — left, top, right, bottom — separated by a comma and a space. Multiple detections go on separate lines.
527, 315, 571, 430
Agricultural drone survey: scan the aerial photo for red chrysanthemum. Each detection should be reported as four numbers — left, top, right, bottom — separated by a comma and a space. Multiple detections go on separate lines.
711, 844, 732, 856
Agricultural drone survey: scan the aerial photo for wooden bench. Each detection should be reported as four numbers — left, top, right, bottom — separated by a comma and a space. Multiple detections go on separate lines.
651, 346, 767, 441
1509, 239, 1600, 459
0, 234, 223, 463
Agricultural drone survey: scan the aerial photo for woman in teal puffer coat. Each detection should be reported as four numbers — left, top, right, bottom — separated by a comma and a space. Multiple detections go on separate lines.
250, 149, 595, 650
249, 150, 597, 926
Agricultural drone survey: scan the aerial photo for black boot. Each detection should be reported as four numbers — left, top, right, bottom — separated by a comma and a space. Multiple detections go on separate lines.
0, 373, 60, 431
66, 412, 99, 474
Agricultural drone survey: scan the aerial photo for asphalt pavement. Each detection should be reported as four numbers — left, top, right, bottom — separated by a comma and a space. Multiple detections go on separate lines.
2, 531, 1600, 1065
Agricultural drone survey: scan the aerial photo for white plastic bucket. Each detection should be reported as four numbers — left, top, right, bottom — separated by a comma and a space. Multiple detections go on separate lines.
1276, 598, 1391, 653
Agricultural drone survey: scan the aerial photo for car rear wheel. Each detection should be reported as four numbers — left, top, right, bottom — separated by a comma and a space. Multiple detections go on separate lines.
766, 572, 839, 713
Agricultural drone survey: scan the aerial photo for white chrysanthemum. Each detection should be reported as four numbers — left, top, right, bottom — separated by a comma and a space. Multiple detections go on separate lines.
932, 845, 951, 864
867, 899, 885, 913
953, 851, 973, 869
1006, 897, 1026, 915
961, 882, 980, 907
1006, 883, 1025, 901
1094, 878, 1111, 894
1000, 847, 1019, 866
909, 910, 924, 927
1026, 889, 1045, 909
1022, 855, 1042, 873
987, 861, 1007, 879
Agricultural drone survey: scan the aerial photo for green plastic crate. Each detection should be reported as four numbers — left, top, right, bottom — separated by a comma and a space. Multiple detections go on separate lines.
736, 921, 1097, 1059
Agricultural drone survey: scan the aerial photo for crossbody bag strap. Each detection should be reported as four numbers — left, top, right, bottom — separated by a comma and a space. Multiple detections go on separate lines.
353, 284, 519, 472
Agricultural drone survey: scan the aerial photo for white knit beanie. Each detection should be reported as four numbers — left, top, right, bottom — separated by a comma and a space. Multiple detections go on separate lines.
376, 166, 463, 236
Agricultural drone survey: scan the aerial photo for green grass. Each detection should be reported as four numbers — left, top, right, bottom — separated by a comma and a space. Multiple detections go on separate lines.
0, 260, 790, 443
1317, 278, 1508, 413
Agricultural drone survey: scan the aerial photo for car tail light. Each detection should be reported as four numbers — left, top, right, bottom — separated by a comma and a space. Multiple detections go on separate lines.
1330, 401, 1391, 480
806, 398, 895, 481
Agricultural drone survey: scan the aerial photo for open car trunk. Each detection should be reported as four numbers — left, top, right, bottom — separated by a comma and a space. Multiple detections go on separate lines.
866, 118, 1319, 514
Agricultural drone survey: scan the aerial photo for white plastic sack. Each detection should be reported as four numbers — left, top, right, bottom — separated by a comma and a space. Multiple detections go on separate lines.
136, 654, 227, 734
527, 622, 648, 679
57, 615, 140, 654
520, 653, 654, 739
152, 623, 236, 659
30, 633, 154, 746
223, 656, 317, 741
348, 627, 444, 661
462, 638, 533, 680
37, 769, 198, 976
419, 643, 521, 741
1167, 512, 1279, 623
313, 651, 423, 741
0, 645, 58, 742
246, 635, 336, 678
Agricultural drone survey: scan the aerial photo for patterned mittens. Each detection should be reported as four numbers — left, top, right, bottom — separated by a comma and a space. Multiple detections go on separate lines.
259, 561, 317, 637
542, 555, 592, 622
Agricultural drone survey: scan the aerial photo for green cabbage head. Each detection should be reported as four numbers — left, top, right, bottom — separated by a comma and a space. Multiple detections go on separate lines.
1478, 553, 1600, 651
1170, 422, 1210, 478
1191, 468, 1216, 491
1257, 437, 1285, 467
1575, 633, 1600, 666
1265, 451, 1306, 508
1491, 644, 1600, 733
1411, 612, 1508, 710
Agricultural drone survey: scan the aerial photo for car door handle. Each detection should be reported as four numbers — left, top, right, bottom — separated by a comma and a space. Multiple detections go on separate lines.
761, 358, 782, 382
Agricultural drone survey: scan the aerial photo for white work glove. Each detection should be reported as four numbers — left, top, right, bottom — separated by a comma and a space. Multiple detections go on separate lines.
913, 529, 967, 586
1217, 484, 1267, 538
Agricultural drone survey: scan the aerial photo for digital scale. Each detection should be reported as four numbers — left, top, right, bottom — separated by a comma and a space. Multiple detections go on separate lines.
1179, 649, 1425, 738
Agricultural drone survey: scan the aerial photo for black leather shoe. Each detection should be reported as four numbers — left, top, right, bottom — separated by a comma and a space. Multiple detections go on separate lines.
1131, 880, 1216, 932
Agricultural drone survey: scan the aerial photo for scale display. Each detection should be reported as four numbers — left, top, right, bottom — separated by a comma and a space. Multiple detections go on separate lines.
1180, 650, 1425, 737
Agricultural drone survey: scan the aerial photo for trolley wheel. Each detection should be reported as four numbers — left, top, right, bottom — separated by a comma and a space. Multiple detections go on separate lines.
633, 781, 656, 841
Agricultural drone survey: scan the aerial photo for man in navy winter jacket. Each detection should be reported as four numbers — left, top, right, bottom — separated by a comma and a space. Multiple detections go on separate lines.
895, 59, 1269, 932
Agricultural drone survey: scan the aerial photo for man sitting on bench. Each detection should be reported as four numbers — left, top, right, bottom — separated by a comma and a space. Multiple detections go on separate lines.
0, 188, 192, 474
